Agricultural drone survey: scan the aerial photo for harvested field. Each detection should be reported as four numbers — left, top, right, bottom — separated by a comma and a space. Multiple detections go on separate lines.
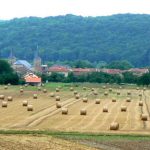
0, 134, 97, 150
0, 83, 149, 135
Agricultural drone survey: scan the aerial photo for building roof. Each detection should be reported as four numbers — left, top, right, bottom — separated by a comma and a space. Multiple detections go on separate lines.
49, 65, 69, 72
14, 60, 32, 69
24, 73, 41, 83
100, 69, 122, 74
72, 68, 96, 72
128, 68, 149, 73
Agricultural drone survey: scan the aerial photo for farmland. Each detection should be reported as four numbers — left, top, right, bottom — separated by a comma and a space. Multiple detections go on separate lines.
0, 83, 149, 135
0, 83, 150, 149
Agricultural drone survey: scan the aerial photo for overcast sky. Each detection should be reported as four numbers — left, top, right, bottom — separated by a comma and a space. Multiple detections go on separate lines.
0, 0, 150, 20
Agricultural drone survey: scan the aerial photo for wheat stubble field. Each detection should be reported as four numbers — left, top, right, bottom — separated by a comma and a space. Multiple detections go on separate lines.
0, 83, 150, 150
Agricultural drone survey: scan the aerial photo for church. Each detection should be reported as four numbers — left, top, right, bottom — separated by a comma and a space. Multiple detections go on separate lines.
8, 48, 46, 76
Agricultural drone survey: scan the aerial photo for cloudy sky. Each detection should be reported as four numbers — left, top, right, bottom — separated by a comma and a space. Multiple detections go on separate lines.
0, 0, 150, 19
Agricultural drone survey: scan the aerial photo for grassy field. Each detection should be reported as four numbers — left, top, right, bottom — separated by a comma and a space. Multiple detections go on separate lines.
0, 130, 149, 150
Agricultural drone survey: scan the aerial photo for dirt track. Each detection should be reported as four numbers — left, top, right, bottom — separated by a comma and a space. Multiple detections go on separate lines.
80, 140, 150, 150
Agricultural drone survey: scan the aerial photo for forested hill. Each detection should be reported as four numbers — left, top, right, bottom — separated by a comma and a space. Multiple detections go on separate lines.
0, 14, 150, 67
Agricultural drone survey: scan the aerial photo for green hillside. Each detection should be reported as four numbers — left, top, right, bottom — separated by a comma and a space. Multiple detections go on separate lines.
0, 14, 150, 67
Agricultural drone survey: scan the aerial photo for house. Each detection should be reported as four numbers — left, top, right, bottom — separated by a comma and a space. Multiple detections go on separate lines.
13, 60, 33, 76
48, 65, 70, 77
41, 65, 48, 74
72, 68, 97, 76
127, 68, 149, 76
99, 69, 123, 74
24, 73, 41, 86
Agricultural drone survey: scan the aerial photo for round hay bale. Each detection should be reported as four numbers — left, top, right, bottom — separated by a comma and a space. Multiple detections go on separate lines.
56, 88, 59, 92
91, 88, 95, 91
95, 99, 100, 104
103, 86, 106, 89
0, 95, 5, 100
43, 89, 47, 93
70, 87, 74, 91
75, 94, 80, 99
110, 122, 119, 130
20, 88, 24, 93
126, 97, 131, 102
4, 86, 8, 90
121, 106, 127, 112
62, 108, 68, 115
7, 83, 11, 86
83, 87, 87, 90
2, 101, 7, 107
93, 91, 98, 95
117, 92, 120, 95
50, 93, 55, 97
143, 87, 146, 91
74, 91, 78, 95
38, 87, 41, 91
103, 106, 108, 112
141, 114, 148, 121
42, 83, 45, 87
112, 99, 116, 102
104, 91, 108, 96
27, 105, 33, 111
80, 109, 87, 115
22, 100, 28, 106
119, 86, 122, 89
7, 96, 13, 101
56, 102, 62, 108
55, 96, 60, 101
109, 88, 112, 92
83, 97, 88, 103
139, 101, 143, 106
136, 87, 139, 90
33, 94, 38, 99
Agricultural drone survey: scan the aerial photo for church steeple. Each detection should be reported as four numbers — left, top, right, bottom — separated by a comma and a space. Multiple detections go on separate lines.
33, 45, 42, 72
34, 45, 39, 59
9, 48, 16, 65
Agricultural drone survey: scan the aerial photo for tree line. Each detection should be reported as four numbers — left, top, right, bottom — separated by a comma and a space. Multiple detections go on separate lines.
40, 71, 150, 86
1, 14, 150, 66
0, 59, 19, 84
0, 59, 150, 86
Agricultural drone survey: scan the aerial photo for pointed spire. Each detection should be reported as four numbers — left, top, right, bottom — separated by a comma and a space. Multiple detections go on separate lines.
34, 44, 39, 59
9, 48, 14, 59
9, 48, 16, 65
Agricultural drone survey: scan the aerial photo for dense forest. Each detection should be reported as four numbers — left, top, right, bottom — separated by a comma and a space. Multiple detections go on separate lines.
0, 14, 150, 67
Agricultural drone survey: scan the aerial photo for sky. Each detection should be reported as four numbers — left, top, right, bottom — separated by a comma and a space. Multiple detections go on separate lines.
0, 0, 150, 20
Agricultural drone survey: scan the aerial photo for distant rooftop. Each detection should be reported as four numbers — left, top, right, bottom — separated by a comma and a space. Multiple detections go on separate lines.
14, 60, 32, 69
25, 73, 41, 83
49, 65, 70, 72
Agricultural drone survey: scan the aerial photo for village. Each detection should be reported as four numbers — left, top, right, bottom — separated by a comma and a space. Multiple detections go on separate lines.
8, 50, 149, 86
8, 48, 149, 85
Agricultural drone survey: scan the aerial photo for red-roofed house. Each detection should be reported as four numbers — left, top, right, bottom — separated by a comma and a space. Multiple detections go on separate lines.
127, 68, 149, 76
48, 65, 70, 77
99, 69, 123, 74
24, 73, 41, 86
72, 68, 97, 76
